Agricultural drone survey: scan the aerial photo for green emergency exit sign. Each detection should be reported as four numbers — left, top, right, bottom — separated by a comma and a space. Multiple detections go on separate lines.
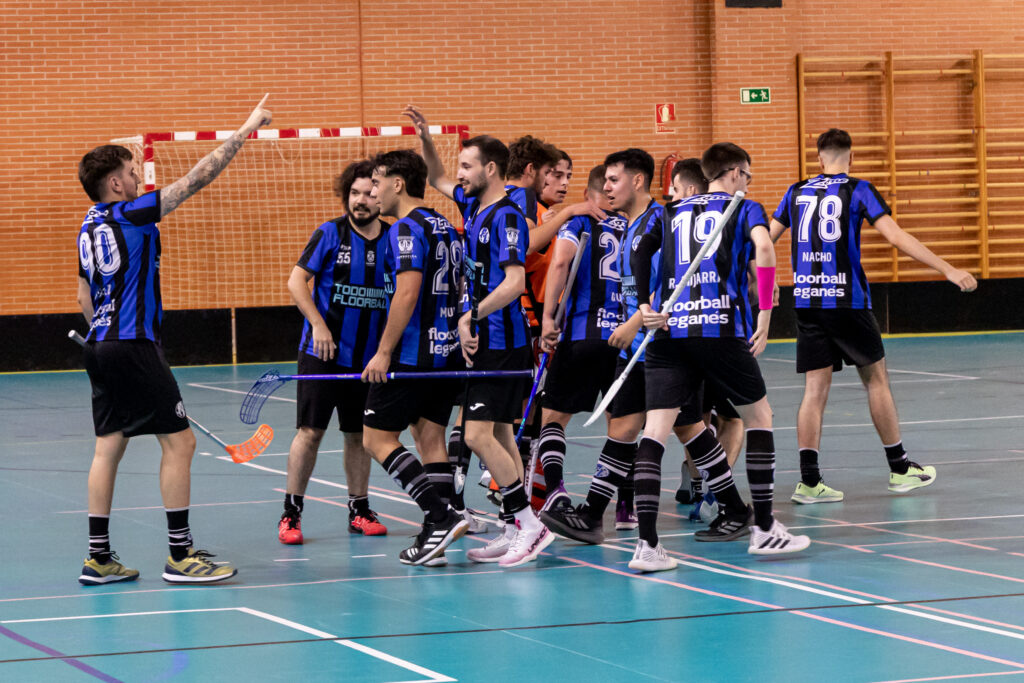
741, 87, 771, 104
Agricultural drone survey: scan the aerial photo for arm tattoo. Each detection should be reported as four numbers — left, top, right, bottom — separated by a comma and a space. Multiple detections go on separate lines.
160, 132, 248, 217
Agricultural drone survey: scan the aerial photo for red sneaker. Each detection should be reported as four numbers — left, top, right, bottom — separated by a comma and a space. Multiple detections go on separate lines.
278, 512, 303, 545
349, 510, 387, 536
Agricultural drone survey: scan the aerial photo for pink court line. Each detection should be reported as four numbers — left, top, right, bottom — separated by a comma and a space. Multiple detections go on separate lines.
883, 555, 1024, 585
860, 536, 1024, 549
633, 546, 1024, 635
809, 538, 876, 554
875, 670, 1024, 682
805, 514, 999, 552
563, 556, 1024, 671
54, 497, 345, 515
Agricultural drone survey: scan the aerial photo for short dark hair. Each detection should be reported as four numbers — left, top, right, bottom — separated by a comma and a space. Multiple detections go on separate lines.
603, 148, 655, 190
78, 145, 133, 202
372, 149, 428, 199
506, 135, 559, 179
462, 135, 510, 178
587, 165, 606, 193
701, 142, 751, 182
333, 159, 376, 201
556, 149, 573, 168
671, 158, 708, 194
817, 128, 852, 153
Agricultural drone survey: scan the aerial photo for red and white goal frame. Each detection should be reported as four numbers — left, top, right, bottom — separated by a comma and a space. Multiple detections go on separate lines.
112, 124, 469, 319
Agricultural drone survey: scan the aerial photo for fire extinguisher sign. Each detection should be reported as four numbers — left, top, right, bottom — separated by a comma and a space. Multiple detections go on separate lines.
655, 103, 675, 133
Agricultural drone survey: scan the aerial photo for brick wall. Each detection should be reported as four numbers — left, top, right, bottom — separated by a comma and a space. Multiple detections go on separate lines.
2, 0, 1021, 315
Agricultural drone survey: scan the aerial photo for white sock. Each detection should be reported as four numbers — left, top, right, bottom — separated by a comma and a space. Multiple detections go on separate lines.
512, 507, 542, 532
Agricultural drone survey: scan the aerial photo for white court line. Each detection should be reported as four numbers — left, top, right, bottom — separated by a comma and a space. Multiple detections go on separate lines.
217, 456, 416, 507
274, 558, 310, 562
599, 542, 1024, 645
769, 377, 977, 390
352, 554, 387, 559
568, 413, 1024, 439
187, 382, 295, 404
2, 607, 454, 683
760, 357, 980, 380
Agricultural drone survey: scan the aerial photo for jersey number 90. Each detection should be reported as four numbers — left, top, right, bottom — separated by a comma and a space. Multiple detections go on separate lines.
78, 225, 122, 279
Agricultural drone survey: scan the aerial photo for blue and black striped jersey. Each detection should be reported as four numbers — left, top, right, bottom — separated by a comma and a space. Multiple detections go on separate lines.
387, 207, 463, 369
453, 187, 531, 351
77, 191, 164, 343
643, 193, 767, 340
556, 213, 626, 341
504, 184, 538, 224
773, 173, 890, 309
296, 216, 392, 368
619, 200, 663, 359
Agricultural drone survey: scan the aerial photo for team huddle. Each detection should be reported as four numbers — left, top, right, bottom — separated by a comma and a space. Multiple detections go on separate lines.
73, 97, 978, 584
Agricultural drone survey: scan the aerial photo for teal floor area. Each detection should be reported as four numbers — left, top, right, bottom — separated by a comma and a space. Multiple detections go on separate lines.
2, 332, 1023, 682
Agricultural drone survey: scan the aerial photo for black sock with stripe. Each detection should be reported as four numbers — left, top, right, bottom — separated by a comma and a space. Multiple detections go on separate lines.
383, 447, 447, 523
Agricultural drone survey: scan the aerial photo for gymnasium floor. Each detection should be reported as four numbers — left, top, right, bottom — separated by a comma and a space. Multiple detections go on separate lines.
2, 332, 1022, 682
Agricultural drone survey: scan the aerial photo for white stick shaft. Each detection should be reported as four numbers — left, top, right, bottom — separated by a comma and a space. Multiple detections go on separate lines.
583, 191, 746, 427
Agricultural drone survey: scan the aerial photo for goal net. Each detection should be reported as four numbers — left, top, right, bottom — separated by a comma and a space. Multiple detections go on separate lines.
113, 125, 468, 310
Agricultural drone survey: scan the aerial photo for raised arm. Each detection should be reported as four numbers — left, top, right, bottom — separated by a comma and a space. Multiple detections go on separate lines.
872, 215, 977, 292
528, 201, 605, 255
159, 95, 273, 218
403, 105, 457, 199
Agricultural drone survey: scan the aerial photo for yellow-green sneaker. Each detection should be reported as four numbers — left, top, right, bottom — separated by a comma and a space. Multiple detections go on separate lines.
889, 462, 936, 493
79, 553, 139, 585
162, 548, 237, 584
791, 481, 844, 504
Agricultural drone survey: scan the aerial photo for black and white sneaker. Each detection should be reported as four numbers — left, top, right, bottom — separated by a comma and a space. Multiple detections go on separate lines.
399, 509, 469, 566
540, 503, 604, 545
749, 520, 811, 555
694, 505, 752, 542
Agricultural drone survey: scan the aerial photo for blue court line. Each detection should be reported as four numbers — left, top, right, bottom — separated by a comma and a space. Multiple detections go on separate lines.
0, 624, 122, 682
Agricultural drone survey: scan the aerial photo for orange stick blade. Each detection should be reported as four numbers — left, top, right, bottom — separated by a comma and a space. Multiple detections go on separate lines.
227, 424, 274, 463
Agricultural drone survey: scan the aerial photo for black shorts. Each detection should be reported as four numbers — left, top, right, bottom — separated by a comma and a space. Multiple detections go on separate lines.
363, 365, 460, 433
645, 337, 767, 414
609, 355, 646, 418
703, 383, 740, 420
464, 346, 533, 424
544, 339, 619, 414
83, 339, 189, 437
295, 353, 368, 432
795, 308, 885, 373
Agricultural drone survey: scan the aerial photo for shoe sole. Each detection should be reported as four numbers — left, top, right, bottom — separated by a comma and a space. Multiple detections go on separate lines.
278, 536, 303, 545
411, 518, 469, 566
78, 573, 139, 586
498, 527, 555, 568
615, 521, 639, 530
791, 493, 844, 504
748, 536, 811, 555
628, 558, 678, 572
162, 568, 238, 584
889, 477, 936, 493
694, 518, 751, 542
348, 526, 387, 536
466, 550, 506, 563
539, 511, 604, 545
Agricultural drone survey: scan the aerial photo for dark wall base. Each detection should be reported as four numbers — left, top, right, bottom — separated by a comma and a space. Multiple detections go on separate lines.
4, 278, 1022, 372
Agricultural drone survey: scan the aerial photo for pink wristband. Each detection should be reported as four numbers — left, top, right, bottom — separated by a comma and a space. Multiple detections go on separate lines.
757, 267, 775, 310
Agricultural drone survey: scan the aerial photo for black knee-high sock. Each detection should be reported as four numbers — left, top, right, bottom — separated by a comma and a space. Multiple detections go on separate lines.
584, 438, 636, 516
166, 507, 192, 562
885, 441, 910, 474
424, 462, 454, 508
746, 429, 776, 531
685, 428, 746, 513
618, 459, 636, 507
382, 447, 447, 523
448, 427, 471, 509
88, 514, 111, 561
799, 448, 821, 486
539, 422, 567, 490
635, 437, 666, 547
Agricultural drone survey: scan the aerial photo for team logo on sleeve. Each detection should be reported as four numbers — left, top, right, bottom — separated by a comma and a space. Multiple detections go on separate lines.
397, 236, 415, 254
505, 227, 520, 245
478, 228, 490, 244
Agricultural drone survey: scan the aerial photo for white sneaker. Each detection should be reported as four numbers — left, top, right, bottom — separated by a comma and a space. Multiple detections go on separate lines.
423, 552, 447, 567
466, 525, 516, 563
498, 523, 554, 568
748, 520, 811, 555
627, 539, 678, 573
457, 507, 489, 534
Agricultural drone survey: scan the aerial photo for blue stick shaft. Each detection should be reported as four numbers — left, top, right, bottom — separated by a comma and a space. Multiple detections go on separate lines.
268, 370, 533, 382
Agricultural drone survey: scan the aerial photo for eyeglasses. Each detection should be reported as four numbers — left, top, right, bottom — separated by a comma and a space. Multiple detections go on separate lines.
711, 167, 753, 185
